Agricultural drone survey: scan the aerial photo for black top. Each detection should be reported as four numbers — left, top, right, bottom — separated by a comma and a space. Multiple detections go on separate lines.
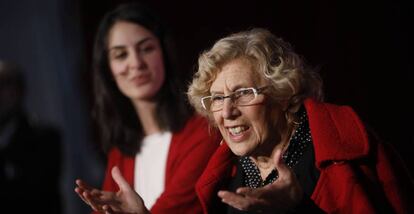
226, 107, 321, 214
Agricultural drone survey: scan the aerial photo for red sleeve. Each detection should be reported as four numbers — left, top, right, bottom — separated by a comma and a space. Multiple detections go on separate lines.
375, 141, 414, 213
92, 148, 135, 214
102, 148, 135, 190
151, 115, 221, 214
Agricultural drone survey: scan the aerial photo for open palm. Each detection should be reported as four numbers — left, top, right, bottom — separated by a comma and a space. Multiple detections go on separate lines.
217, 149, 303, 212
75, 166, 149, 214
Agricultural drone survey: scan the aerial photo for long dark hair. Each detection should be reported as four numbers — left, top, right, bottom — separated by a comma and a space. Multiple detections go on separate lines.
92, 2, 192, 156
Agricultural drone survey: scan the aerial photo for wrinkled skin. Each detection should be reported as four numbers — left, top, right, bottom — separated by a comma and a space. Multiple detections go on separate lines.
217, 148, 303, 212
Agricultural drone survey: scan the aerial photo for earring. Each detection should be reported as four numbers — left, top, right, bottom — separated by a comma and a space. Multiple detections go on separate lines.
285, 111, 300, 126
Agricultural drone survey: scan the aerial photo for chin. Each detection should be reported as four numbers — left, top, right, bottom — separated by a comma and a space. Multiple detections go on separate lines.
228, 144, 252, 157
129, 91, 158, 100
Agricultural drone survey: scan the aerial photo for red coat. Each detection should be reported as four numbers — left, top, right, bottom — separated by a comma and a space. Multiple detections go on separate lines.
195, 99, 414, 214
99, 115, 220, 214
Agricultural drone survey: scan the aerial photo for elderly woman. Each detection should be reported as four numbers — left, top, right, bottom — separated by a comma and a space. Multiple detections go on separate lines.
75, 28, 413, 214
188, 28, 413, 213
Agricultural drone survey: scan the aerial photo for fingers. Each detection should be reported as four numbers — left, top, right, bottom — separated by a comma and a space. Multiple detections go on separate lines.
103, 204, 114, 214
74, 179, 120, 213
83, 190, 104, 212
111, 166, 132, 191
75, 184, 107, 212
74, 186, 89, 205
236, 186, 266, 199
236, 187, 254, 195
75, 180, 97, 206
272, 148, 291, 180
218, 190, 250, 211
272, 148, 304, 208
74, 179, 100, 203
75, 179, 93, 190
218, 190, 267, 211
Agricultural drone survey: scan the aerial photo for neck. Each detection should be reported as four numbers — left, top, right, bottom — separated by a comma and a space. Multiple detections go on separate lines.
249, 123, 296, 179
131, 99, 162, 135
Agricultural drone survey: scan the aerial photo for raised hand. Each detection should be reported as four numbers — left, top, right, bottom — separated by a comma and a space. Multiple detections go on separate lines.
217, 148, 303, 212
75, 166, 149, 214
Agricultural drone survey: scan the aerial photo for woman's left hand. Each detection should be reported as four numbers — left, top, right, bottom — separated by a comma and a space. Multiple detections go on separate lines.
217, 148, 303, 212
75, 166, 149, 214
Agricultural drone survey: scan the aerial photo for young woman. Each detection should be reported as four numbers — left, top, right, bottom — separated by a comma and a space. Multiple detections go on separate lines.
74, 3, 220, 213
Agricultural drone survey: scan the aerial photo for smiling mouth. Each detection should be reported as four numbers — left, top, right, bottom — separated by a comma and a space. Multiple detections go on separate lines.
228, 125, 249, 136
131, 75, 150, 85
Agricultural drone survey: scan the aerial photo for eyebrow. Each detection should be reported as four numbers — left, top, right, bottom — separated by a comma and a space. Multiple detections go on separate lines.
209, 84, 248, 94
108, 37, 155, 51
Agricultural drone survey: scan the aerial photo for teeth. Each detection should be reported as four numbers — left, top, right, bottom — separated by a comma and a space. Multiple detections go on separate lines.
229, 126, 247, 135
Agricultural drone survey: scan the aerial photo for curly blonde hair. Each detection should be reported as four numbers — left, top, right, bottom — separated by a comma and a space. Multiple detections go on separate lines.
188, 28, 323, 124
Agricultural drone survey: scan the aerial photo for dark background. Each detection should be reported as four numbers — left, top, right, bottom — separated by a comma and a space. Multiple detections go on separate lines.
81, 0, 413, 172
1, 0, 412, 213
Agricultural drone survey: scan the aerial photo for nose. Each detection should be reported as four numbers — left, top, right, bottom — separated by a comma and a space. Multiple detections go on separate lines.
221, 98, 239, 119
129, 51, 146, 70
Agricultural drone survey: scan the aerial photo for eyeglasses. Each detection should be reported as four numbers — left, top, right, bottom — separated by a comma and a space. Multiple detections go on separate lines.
201, 86, 269, 112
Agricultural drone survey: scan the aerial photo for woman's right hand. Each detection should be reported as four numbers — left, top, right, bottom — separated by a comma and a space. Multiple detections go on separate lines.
75, 166, 149, 214
217, 148, 303, 212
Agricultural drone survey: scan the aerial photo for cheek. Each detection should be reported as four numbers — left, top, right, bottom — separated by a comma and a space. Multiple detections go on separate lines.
149, 55, 166, 86
249, 107, 270, 139
212, 113, 226, 134
150, 50, 165, 71
109, 61, 126, 76
251, 122, 265, 144
212, 112, 222, 127
113, 77, 128, 95
155, 67, 165, 86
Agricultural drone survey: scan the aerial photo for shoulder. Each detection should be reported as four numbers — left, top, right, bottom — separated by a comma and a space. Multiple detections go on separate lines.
107, 146, 124, 159
175, 114, 214, 138
304, 99, 357, 116
104, 144, 138, 165
304, 98, 367, 137
304, 99, 365, 129
16, 115, 60, 138
16, 116, 61, 148
183, 114, 210, 129
171, 114, 220, 149
304, 99, 370, 163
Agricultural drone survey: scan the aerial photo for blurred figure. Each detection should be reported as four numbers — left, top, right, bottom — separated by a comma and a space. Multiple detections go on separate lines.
0, 60, 62, 213
74, 2, 220, 213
